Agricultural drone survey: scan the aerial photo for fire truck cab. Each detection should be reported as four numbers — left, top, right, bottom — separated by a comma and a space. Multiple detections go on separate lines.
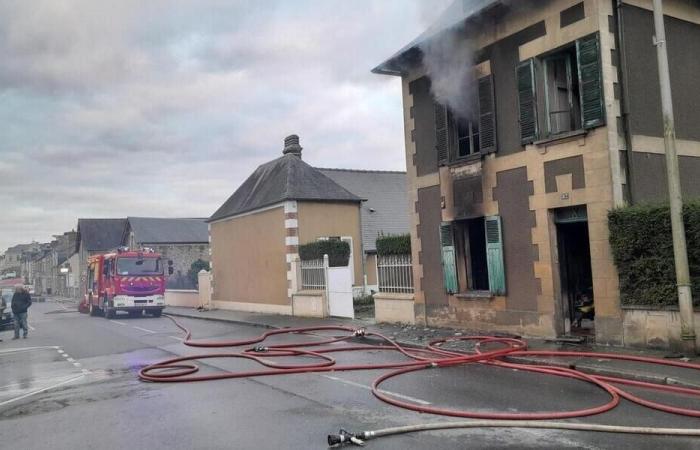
81, 247, 172, 318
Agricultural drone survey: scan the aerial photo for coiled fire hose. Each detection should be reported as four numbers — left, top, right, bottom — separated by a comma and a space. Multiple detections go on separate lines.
139, 315, 700, 446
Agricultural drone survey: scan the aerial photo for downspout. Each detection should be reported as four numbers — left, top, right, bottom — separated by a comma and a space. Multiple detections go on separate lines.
358, 201, 367, 295
614, 0, 635, 205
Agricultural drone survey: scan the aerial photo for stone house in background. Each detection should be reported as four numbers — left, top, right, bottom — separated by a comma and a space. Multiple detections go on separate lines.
374, 0, 700, 348
123, 217, 209, 289
75, 218, 128, 298
208, 135, 365, 315
318, 168, 410, 292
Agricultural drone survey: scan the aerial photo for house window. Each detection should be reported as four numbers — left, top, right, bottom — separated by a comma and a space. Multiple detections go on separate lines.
543, 46, 582, 135
456, 115, 480, 158
454, 218, 489, 291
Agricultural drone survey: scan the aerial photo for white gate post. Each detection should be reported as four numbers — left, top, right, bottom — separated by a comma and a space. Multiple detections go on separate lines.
323, 254, 330, 317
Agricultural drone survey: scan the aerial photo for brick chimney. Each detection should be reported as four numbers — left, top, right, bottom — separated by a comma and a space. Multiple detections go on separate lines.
283, 134, 302, 158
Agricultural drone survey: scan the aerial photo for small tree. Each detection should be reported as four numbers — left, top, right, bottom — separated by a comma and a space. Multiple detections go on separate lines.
188, 259, 211, 288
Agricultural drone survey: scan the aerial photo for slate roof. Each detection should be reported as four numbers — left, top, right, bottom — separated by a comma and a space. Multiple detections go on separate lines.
373, 0, 501, 75
127, 217, 209, 244
209, 154, 362, 222
318, 169, 409, 253
76, 218, 128, 252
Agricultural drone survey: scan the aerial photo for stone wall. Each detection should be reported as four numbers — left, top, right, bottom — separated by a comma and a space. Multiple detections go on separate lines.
150, 243, 210, 289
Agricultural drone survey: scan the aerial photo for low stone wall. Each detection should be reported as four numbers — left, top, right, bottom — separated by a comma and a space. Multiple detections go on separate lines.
165, 289, 200, 308
622, 308, 700, 351
374, 292, 415, 324
292, 290, 326, 318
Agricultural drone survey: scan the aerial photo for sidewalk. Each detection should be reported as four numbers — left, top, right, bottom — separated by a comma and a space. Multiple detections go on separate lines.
165, 305, 700, 389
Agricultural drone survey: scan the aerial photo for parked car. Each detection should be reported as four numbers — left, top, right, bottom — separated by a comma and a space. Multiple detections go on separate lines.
1, 288, 13, 330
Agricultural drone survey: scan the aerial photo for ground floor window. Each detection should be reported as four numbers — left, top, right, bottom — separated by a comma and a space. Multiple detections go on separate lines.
454, 218, 489, 292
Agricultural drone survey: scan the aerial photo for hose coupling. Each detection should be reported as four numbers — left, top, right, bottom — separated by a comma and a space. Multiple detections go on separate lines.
353, 328, 366, 337
327, 429, 365, 447
253, 345, 269, 353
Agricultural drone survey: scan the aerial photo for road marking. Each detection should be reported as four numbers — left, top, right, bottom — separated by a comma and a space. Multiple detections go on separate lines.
132, 326, 156, 334
66, 357, 76, 363
318, 374, 431, 405
0, 346, 60, 355
72, 362, 82, 367
109, 320, 127, 326
28, 325, 35, 331
167, 336, 184, 341
0, 374, 85, 408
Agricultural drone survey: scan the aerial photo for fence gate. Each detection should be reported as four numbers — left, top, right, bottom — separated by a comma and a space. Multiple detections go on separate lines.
327, 266, 354, 318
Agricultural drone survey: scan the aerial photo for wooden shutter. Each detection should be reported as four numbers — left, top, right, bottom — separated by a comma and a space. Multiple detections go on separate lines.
485, 215, 506, 295
576, 33, 605, 128
434, 102, 448, 164
517, 59, 538, 144
440, 223, 458, 294
478, 75, 497, 153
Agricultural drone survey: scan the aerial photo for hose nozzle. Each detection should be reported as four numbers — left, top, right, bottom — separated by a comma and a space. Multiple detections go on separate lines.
327, 429, 365, 447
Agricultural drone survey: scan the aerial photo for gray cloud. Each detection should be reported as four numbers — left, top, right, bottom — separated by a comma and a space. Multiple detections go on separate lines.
0, 0, 450, 251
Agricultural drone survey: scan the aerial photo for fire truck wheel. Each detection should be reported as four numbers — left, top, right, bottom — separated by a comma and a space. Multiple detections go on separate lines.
150, 309, 162, 318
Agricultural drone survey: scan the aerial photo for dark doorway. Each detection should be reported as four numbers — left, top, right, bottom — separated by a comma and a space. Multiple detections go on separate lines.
556, 219, 594, 335
467, 218, 489, 291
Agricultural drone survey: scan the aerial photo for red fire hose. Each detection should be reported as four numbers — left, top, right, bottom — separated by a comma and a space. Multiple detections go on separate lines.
139, 315, 700, 424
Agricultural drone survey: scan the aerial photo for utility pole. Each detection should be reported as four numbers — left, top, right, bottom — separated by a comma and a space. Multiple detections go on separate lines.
652, 0, 696, 355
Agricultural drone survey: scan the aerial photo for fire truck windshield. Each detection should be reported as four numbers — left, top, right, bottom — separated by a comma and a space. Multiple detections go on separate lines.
116, 258, 163, 276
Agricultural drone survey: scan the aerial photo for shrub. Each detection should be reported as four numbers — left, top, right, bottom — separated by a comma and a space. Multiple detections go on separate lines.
188, 259, 210, 288
298, 240, 350, 267
608, 201, 700, 308
376, 233, 411, 256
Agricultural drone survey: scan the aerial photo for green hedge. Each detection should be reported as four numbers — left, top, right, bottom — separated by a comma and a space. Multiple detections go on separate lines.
299, 240, 350, 267
376, 233, 411, 256
608, 202, 700, 308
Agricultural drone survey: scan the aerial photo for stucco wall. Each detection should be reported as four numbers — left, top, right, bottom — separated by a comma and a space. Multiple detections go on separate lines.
297, 202, 363, 285
165, 290, 199, 308
210, 206, 288, 305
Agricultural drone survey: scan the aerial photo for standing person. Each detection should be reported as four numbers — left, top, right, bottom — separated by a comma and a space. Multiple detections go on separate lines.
11, 285, 32, 339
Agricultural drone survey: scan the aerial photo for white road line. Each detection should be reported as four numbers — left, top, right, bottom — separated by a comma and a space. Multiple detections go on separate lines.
66, 357, 75, 363
109, 320, 127, 326
0, 374, 85, 408
319, 374, 431, 406
0, 346, 60, 355
167, 336, 184, 341
28, 325, 35, 331
132, 326, 156, 334
72, 362, 82, 367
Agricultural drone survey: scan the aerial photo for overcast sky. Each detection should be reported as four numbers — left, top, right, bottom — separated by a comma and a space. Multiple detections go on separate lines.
0, 0, 452, 251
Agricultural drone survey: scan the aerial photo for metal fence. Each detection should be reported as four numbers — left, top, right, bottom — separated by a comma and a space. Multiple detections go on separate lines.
377, 254, 413, 293
299, 258, 326, 290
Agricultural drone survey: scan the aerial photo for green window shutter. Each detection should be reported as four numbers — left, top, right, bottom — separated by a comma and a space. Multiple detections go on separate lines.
517, 59, 538, 144
434, 102, 448, 164
478, 75, 497, 153
576, 33, 605, 128
485, 215, 506, 295
440, 223, 458, 294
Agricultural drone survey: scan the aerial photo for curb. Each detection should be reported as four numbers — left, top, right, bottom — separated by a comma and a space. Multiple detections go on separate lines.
165, 310, 278, 330
163, 310, 700, 390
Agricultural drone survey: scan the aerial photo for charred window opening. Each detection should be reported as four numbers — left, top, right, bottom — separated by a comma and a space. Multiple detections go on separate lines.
454, 217, 489, 292
543, 45, 582, 135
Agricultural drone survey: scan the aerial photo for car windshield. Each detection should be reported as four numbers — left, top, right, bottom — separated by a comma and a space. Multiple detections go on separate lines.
116, 258, 162, 275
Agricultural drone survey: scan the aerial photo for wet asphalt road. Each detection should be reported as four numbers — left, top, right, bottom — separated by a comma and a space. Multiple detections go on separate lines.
0, 299, 698, 450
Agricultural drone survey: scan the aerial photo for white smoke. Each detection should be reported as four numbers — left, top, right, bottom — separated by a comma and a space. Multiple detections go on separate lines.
419, 28, 476, 120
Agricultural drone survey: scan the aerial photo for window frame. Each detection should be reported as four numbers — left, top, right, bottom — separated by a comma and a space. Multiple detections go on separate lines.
543, 48, 581, 137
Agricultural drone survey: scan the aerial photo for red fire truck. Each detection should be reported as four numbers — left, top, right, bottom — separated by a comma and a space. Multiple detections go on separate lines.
79, 248, 173, 318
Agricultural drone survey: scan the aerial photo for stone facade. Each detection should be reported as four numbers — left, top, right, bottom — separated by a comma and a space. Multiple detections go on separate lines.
149, 243, 210, 289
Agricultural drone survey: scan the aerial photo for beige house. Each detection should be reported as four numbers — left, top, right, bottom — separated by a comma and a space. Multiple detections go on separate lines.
208, 135, 364, 315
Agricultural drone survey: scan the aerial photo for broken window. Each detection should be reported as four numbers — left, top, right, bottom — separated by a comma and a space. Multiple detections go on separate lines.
441, 216, 505, 295
517, 33, 604, 143
543, 46, 582, 135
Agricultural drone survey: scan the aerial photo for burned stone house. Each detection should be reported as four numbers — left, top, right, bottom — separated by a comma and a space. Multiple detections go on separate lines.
374, 0, 700, 345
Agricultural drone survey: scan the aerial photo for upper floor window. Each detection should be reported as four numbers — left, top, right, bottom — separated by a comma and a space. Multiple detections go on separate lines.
543, 46, 582, 135
517, 33, 605, 144
456, 115, 480, 158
